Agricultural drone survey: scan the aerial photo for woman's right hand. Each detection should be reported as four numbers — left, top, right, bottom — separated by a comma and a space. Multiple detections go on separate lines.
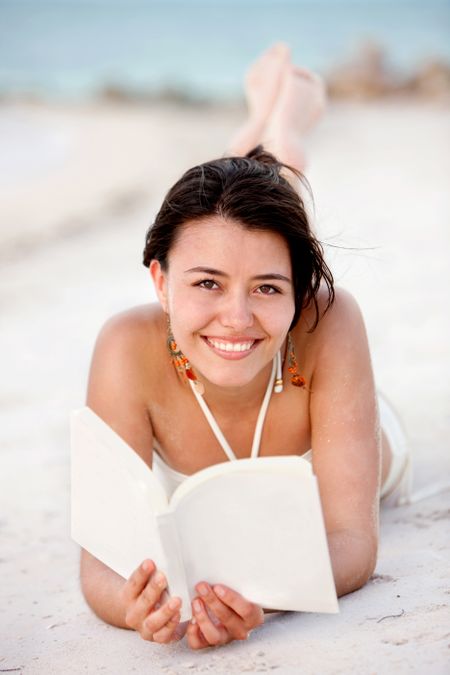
121, 559, 184, 643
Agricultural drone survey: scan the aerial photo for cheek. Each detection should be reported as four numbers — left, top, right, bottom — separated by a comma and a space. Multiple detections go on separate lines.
167, 286, 213, 329
257, 295, 295, 330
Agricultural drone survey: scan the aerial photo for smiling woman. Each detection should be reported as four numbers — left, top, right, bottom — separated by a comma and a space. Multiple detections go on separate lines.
79, 45, 411, 650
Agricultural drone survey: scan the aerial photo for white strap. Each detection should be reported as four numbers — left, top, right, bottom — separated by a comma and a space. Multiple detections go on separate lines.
189, 353, 278, 461
191, 386, 237, 461
251, 353, 278, 458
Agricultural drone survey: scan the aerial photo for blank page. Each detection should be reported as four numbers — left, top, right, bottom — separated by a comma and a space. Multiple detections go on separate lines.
171, 457, 338, 614
70, 407, 168, 579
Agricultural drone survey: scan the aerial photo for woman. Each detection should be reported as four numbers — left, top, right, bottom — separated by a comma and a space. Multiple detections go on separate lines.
79, 45, 410, 648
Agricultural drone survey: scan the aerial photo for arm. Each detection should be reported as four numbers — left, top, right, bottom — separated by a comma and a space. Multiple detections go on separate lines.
307, 288, 381, 596
80, 310, 184, 641
81, 312, 153, 622
80, 548, 129, 628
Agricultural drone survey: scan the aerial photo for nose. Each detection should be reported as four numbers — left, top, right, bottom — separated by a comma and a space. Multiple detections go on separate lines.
218, 290, 254, 331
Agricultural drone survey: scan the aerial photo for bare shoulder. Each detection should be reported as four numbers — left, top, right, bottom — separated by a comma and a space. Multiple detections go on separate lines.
94, 303, 165, 352
290, 287, 369, 384
88, 301, 167, 401
298, 286, 374, 403
86, 303, 166, 463
299, 286, 366, 347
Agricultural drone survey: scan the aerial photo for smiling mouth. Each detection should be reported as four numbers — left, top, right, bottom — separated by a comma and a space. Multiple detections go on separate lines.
202, 336, 260, 356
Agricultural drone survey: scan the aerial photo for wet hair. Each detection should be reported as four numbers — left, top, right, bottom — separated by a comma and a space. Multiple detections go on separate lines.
143, 146, 334, 330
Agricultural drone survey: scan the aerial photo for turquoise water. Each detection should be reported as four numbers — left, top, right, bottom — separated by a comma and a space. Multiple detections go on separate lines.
0, 0, 449, 100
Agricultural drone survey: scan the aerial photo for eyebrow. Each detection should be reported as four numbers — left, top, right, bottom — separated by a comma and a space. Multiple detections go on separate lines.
184, 266, 292, 284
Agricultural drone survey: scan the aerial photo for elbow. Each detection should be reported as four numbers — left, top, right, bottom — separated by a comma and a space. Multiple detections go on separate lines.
346, 548, 377, 595
78, 548, 128, 628
329, 529, 378, 597
78, 549, 109, 620
79, 550, 97, 611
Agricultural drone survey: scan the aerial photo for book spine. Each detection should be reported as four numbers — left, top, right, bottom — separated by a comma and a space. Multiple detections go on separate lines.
156, 511, 191, 622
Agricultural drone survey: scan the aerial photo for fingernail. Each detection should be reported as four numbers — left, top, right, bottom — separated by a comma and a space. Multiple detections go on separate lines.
214, 585, 225, 598
193, 599, 202, 613
142, 560, 152, 572
168, 597, 181, 610
191, 617, 197, 625
197, 583, 208, 596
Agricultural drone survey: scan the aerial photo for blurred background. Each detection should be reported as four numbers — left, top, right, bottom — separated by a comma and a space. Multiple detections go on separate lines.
1, 0, 449, 101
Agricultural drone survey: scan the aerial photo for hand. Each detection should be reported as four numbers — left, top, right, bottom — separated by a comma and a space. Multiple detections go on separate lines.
121, 559, 185, 643
186, 582, 264, 649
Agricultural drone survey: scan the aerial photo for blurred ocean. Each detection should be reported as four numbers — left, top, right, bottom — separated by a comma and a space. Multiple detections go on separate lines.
0, 0, 449, 101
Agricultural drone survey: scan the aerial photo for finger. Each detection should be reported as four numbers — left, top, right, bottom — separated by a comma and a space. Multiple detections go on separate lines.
122, 559, 155, 603
212, 585, 264, 629
153, 588, 169, 610
186, 617, 211, 650
192, 598, 229, 646
144, 596, 182, 639
127, 569, 167, 626
151, 610, 182, 644
195, 582, 247, 640
173, 619, 189, 641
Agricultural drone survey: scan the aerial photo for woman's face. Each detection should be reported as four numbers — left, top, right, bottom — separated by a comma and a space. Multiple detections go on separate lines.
151, 216, 295, 390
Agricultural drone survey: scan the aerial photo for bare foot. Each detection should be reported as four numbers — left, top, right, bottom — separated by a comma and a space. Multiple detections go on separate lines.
263, 66, 327, 172
228, 43, 290, 155
245, 42, 291, 127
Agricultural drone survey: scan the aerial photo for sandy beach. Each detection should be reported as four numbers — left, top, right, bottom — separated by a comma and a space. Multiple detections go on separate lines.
0, 98, 449, 674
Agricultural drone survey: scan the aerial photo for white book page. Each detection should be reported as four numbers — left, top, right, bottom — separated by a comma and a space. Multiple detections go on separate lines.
170, 457, 338, 614
70, 407, 168, 580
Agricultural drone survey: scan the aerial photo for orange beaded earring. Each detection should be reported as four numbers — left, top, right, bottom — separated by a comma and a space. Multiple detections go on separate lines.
287, 333, 306, 388
167, 320, 205, 395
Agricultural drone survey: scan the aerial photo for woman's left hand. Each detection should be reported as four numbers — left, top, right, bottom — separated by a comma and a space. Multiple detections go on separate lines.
186, 582, 264, 649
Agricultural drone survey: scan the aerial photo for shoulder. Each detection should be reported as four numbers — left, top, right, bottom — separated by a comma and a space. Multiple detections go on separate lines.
91, 303, 168, 376
299, 286, 365, 341
94, 303, 165, 350
292, 286, 368, 373
86, 303, 167, 462
87, 302, 167, 403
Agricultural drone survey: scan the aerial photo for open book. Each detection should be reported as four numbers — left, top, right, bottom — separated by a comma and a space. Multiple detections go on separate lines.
71, 407, 338, 621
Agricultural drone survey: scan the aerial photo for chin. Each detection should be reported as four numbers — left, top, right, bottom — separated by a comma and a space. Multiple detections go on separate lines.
199, 365, 260, 390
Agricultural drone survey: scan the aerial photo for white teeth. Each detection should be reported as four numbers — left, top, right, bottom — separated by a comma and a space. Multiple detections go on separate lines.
207, 338, 255, 352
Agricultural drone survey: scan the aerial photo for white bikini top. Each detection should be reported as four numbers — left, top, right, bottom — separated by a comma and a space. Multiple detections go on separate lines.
152, 350, 313, 498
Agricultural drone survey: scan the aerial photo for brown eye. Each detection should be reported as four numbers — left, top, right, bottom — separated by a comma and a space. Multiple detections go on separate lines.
198, 279, 219, 290
258, 285, 278, 295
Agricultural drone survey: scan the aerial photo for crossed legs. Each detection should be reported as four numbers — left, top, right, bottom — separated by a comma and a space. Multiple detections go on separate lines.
227, 43, 326, 174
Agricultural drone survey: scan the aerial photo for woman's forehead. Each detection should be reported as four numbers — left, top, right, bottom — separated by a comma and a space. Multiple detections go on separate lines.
169, 216, 290, 265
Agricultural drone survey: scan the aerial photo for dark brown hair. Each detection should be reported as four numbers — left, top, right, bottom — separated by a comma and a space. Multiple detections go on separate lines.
143, 146, 334, 330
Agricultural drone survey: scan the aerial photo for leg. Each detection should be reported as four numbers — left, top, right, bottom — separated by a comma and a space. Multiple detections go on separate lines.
227, 43, 291, 156
228, 46, 327, 176
262, 66, 327, 173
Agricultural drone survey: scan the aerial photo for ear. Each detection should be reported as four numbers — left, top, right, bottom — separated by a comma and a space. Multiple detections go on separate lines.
149, 259, 169, 313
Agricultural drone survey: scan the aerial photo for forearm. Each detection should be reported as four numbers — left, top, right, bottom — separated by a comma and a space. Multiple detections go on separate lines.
80, 550, 129, 628
327, 529, 378, 597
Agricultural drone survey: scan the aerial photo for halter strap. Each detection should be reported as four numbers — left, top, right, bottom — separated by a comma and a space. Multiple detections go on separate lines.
188, 351, 280, 461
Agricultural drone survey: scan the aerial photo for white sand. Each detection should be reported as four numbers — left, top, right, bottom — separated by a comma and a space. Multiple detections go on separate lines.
0, 99, 449, 674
